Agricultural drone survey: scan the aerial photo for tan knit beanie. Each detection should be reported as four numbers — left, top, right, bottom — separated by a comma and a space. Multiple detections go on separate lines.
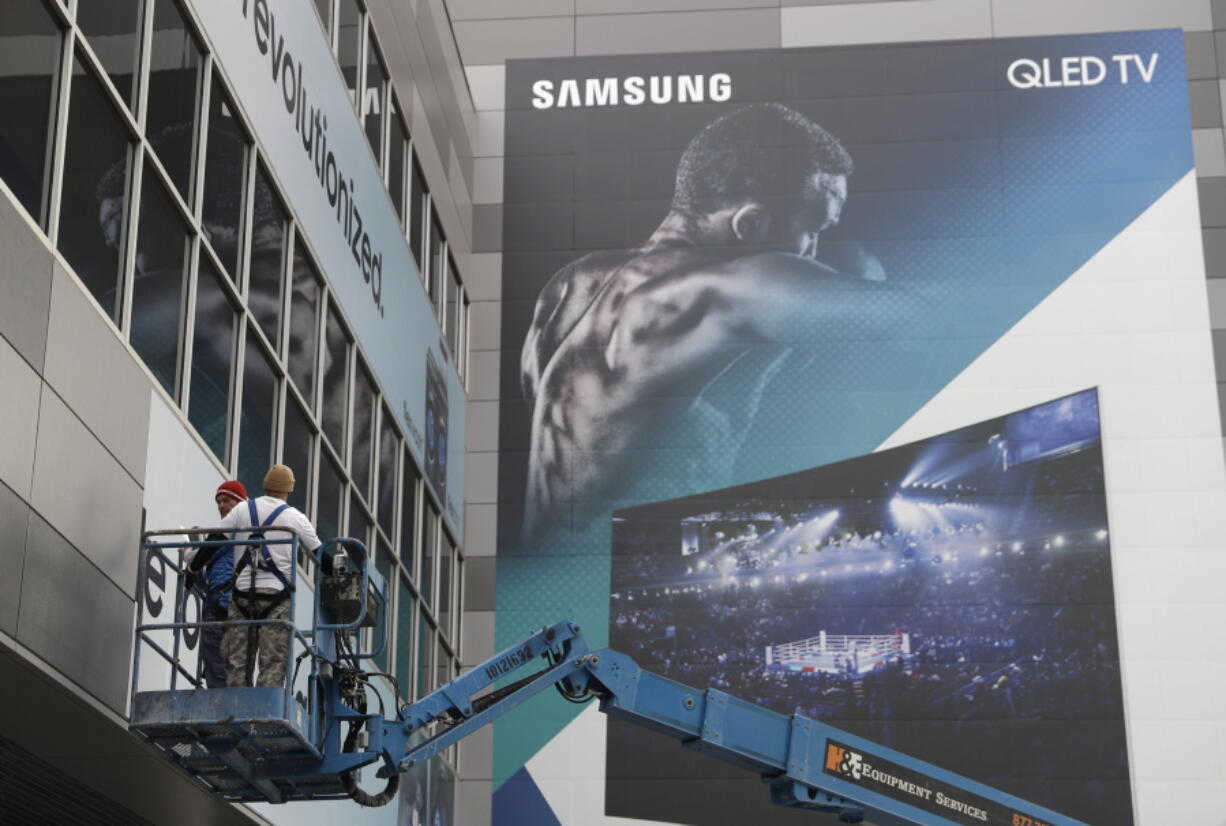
264, 464, 295, 494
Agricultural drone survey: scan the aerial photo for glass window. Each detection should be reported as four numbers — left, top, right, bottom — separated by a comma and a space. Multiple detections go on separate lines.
282, 397, 313, 514
249, 163, 288, 347
374, 536, 393, 671
376, 405, 396, 537
445, 255, 460, 357
395, 577, 415, 702
459, 292, 470, 380
428, 207, 443, 319
416, 614, 433, 699
146, 0, 201, 201
238, 334, 277, 492
420, 500, 437, 608
351, 364, 376, 499
438, 534, 454, 642
388, 98, 407, 224
188, 257, 234, 461
321, 304, 349, 451
362, 30, 387, 162
313, 0, 331, 36
0, 0, 60, 222
76, 0, 142, 109
348, 492, 371, 547
453, 555, 463, 655
288, 236, 321, 405
408, 157, 425, 269
337, 0, 361, 107
400, 454, 419, 579
434, 637, 450, 695
129, 163, 189, 395
59, 55, 131, 320
202, 78, 248, 279
317, 453, 344, 540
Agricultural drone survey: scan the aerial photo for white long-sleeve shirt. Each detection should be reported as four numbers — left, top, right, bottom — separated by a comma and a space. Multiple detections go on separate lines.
220, 495, 322, 592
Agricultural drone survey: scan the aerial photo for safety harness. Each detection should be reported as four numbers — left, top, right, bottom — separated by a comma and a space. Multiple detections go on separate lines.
232, 500, 292, 685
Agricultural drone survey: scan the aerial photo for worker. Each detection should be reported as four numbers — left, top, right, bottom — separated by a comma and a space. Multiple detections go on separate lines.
219, 465, 321, 687
184, 480, 247, 688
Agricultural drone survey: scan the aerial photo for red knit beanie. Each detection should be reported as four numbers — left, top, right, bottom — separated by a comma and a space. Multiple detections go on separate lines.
215, 480, 248, 504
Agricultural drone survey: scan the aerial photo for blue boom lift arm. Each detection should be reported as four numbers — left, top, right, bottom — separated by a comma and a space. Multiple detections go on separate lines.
128, 534, 1086, 826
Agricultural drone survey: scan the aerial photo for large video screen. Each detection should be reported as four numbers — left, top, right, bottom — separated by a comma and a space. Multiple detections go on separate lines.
608, 389, 1127, 825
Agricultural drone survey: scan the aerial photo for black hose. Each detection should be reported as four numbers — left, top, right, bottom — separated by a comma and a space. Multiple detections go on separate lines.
339, 669, 400, 807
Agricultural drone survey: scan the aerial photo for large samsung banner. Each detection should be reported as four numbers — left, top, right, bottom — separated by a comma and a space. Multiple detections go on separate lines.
495, 27, 1226, 826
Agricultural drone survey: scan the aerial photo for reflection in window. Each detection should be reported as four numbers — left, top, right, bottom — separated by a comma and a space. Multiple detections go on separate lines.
434, 636, 450, 695
130, 163, 190, 395
428, 207, 443, 318
438, 535, 453, 642
395, 577, 415, 702
317, 453, 344, 541
59, 56, 131, 320
351, 366, 376, 499
377, 406, 396, 537
249, 164, 288, 347
0, 0, 60, 221
416, 614, 433, 699
363, 32, 387, 161
188, 258, 234, 461
282, 397, 313, 514
238, 334, 277, 492
313, 0, 331, 37
388, 99, 407, 224
76, 0, 142, 108
348, 492, 371, 548
420, 500, 437, 607
374, 537, 393, 671
203, 78, 248, 279
337, 0, 361, 107
146, 0, 201, 201
408, 158, 425, 270
321, 305, 349, 451
400, 455, 419, 579
288, 237, 321, 405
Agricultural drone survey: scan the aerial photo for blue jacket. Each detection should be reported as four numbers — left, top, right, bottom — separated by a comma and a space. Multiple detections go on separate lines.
192, 533, 235, 611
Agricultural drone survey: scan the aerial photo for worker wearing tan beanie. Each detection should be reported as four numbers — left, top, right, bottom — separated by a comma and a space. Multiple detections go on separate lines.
218, 464, 321, 688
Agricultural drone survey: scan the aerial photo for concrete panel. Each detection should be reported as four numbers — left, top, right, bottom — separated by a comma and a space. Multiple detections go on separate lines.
43, 263, 151, 485
450, 0, 574, 19
467, 350, 501, 401
465, 451, 499, 504
460, 609, 495, 666
472, 203, 504, 252
469, 300, 503, 351
473, 110, 506, 158
993, 0, 1211, 36
464, 555, 496, 610
1194, 128, 1226, 178
473, 156, 504, 205
580, 0, 777, 11
1198, 176, 1226, 227
1191, 79, 1224, 129
1208, 279, 1226, 328
0, 190, 53, 371
1215, 329, 1226, 371
29, 390, 144, 596
457, 719, 494, 779
781, 0, 989, 48
1220, 382, 1226, 432
0, 335, 42, 499
455, 779, 492, 826
454, 17, 575, 65
0, 481, 29, 635
466, 400, 500, 453
466, 64, 506, 112
465, 252, 503, 301
1204, 227, 1226, 277
1186, 31, 1218, 80
1214, 0, 1226, 30
18, 513, 134, 714
578, 8, 779, 55
463, 502, 498, 557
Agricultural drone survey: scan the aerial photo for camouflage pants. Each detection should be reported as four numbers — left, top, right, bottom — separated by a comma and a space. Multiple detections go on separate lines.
222, 589, 291, 688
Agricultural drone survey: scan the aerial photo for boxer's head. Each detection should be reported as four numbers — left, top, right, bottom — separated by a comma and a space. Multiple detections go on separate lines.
672, 102, 853, 257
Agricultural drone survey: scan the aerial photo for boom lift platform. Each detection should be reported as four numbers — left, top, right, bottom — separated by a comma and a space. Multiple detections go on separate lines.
130, 531, 1087, 825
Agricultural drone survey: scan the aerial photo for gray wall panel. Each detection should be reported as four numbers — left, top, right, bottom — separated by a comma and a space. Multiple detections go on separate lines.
43, 265, 151, 486
0, 336, 42, 500
1199, 177, 1226, 227
466, 400, 499, 452
453, 17, 576, 64
457, 723, 493, 778
579, 0, 778, 12
460, 608, 495, 665
450, 0, 575, 19
577, 9, 779, 55
17, 513, 134, 715
463, 502, 497, 556
1191, 79, 1224, 128
1204, 227, 1226, 277
1187, 31, 1219, 80
468, 300, 503, 351
1213, 0, 1226, 29
1208, 279, 1226, 326
0, 195, 53, 372
473, 204, 504, 252
465, 451, 499, 504
466, 350, 500, 401
1193, 127, 1226, 177
463, 555, 496, 610
781, 0, 990, 47
0, 482, 30, 636
992, 0, 1212, 36
29, 390, 144, 597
